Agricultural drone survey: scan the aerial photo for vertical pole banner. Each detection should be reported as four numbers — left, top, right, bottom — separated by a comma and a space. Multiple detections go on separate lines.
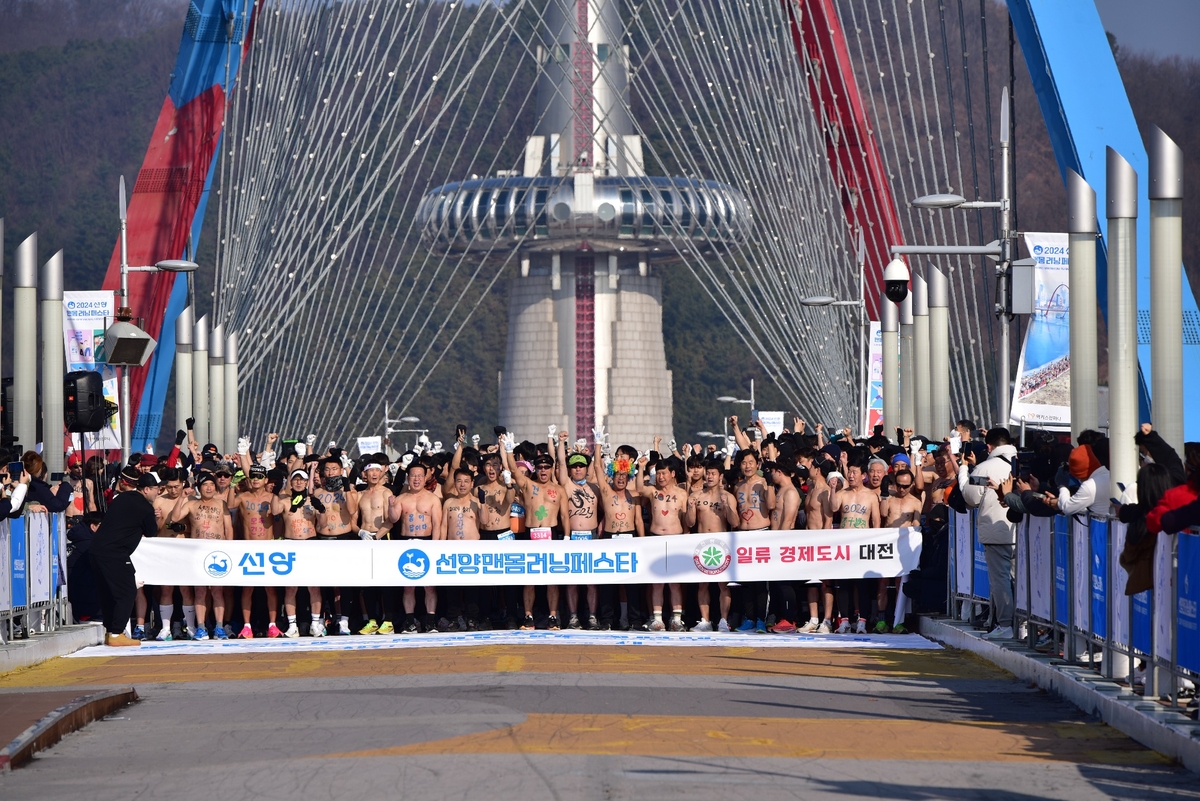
28, 514, 50, 605
1154, 533, 1173, 662
1110, 520, 1130, 648
0, 519, 10, 613
972, 516, 990, 601
63, 291, 121, 450
1176, 532, 1199, 674
1010, 233, 1071, 429
1054, 514, 1069, 626
865, 322, 883, 436
10, 516, 27, 609
954, 511, 972, 598
1072, 517, 1089, 634
1028, 515, 1052, 621
1016, 519, 1028, 611
1089, 517, 1107, 639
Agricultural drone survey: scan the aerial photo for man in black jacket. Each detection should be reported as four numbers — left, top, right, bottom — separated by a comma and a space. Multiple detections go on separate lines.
90, 473, 162, 646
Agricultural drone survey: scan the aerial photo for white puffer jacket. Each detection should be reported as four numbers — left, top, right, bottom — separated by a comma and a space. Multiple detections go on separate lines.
958, 444, 1017, 545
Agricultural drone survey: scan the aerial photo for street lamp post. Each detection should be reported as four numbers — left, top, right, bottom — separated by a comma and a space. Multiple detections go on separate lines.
800, 263, 866, 433
900, 87, 1014, 427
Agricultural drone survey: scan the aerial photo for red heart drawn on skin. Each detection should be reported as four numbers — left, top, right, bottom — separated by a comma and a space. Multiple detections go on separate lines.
661, 509, 669, 516
614, 513, 627, 521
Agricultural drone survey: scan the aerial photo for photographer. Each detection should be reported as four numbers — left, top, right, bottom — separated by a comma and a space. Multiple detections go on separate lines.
958, 427, 1018, 640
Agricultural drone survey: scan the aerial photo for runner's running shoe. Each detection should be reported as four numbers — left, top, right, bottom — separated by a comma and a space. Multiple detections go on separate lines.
171, 622, 184, 640
755, 619, 768, 634
736, 619, 756, 633
194, 626, 209, 640
338, 619, 352, 635
817, 620, 832, 634
214, 626, 229, 640
239, 624, 254, 639
772, 619, 797, 633
520, 615, 536, 631
717, 619, 731, 633
131, 626, 146, 640
587, 615, 600, 631
692, 620, 714, 632
834, 617, 851, 634
284, 623, 300, 638
617, 617, 630, 631
267, 623, 283, 638
378, 621, 395, 635
310, 622, 327, 637
798, 620, 819, 633
567, 614, 582, 630
648, 618, 666, 632
669, 617, 685, 632
359, 619, 379, 635
854, 619, 867, 635
547, 616, 561, 631
156, 626, 173, 641
873, 620, 889, 634
403, 618, 420, 634
891, 623, 908, 634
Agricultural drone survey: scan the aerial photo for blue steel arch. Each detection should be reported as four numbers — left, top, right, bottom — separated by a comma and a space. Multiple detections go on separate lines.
1009, 0, 1199, 438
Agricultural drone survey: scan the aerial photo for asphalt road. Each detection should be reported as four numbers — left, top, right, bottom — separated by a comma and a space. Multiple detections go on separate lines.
0, 639, 1196, 800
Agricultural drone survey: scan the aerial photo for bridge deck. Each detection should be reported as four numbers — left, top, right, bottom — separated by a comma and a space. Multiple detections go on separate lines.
0, 638, 1195, 799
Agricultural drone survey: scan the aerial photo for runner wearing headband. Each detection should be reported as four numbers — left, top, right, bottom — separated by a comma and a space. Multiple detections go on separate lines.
556, 431, 600, 630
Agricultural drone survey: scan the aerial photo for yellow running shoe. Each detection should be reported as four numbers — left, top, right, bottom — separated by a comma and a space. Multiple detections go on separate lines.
377, 621, 395, 635
358, 619, 379, 635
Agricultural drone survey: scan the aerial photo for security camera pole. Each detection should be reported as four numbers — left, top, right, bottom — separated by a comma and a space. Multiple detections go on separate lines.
893, 87, 1012, 427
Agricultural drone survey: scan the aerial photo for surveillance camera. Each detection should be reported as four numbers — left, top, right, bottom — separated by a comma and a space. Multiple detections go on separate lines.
884, 258, 910, 304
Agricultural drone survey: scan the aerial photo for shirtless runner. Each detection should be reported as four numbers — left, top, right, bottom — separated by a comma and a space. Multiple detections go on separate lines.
877, 467, 922, 633
686, 459, 739, 631
635, 454, 687, 632
593, 445, 644, 630
168, 473, 233, 640
235, 464, 282, 639
763, 462, 802, 632
271, 469, 325, 637
314, 457, 360, 635
389, 463, 443, 633
732, 449, 772, 633
556, 432, 601, 630
440, 468, 482, 630
799, 460, 837, 634
505, 442, 569, 631
834, 462, 881, 634
475, 451, 515, 627
357, 461, 397, 635
151, 467, 189, 641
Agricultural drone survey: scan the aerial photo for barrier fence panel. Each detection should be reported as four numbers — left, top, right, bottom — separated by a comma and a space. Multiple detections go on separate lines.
1, 511, 69, 642
963, 508, 1197, 706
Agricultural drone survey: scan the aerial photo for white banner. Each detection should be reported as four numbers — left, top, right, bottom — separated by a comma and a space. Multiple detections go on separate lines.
63, 290, 121, 450
356, 436, 383, 456
1010, 232, 1070, 429
865, 321, 883, 436
27, 513, 51, 605
0, 520, 9, 613
131, 528, 923, 587
1028, 515, 1053, 622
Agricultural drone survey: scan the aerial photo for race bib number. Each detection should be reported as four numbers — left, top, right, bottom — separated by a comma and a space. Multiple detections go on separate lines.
611, 532, 633, 539
530, 527, 552, 540
570, 531, 593, 541
498, 531, 515, 541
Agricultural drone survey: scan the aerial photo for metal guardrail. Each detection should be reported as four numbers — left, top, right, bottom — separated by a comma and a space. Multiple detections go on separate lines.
0, 510, 69, 644
949, 509, 1199, 709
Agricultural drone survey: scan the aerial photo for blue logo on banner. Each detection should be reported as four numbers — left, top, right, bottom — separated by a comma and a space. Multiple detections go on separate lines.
399, 549, 429, 580
204, 551, 232, 579
1177, 533, 1199, 674
972, 524, 990, 600
10, 516, 27, 608
1054, 516, 1069, 626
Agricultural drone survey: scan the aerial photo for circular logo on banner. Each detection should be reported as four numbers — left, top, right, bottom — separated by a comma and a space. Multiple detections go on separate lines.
204, 551, 232, 579
694, 538, 731, 576
399, 549, 430, 580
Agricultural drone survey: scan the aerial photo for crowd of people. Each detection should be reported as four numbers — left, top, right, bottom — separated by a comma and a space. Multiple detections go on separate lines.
14, 410, 1194, 651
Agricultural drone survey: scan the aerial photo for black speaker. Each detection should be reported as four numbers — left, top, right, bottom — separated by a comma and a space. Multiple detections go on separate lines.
65, 371, 111, 433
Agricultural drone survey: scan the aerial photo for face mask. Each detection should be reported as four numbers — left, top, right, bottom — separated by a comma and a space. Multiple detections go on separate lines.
324, 475, 344, 492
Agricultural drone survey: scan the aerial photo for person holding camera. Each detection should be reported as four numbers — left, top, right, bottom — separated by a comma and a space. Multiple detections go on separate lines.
958, 427, 1018, 640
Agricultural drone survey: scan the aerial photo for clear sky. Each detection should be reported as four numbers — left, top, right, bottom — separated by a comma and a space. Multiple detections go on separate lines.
1093, 0, 1200, 61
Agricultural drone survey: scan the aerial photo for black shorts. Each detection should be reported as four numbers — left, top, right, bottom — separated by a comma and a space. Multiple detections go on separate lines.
397, 535, 432, 542
316, 533, 356, 542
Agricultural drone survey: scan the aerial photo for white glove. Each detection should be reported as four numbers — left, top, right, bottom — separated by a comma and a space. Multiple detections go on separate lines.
145, 444, 155, 456
668, 439, 677, 453
328, 440, 337, 450
471, 434, 480, 448
547, 424, 557, 438
294, 443, 307, 458
574, 438, 587, 451
261, 450, 277, 470
591, 425, 607, 445
503, 433, 516, 453
501, 469, 513, 486
418, 434, 431, 448
432, 441, 443, 454
358, 530, 375, 541
910, 439, 923, 456
388, 463, 400, 477
340, 453, 353, 471
305, 434, 317, 448
236, 436, 250, 456
400, 453, 414, 469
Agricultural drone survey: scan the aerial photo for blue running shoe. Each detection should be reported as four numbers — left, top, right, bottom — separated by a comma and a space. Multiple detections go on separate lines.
194, 627, 209, 640
214, 626, 229, 640
131, 625, 146, 640
755, 619, 767, 634
735, 619, 756, 633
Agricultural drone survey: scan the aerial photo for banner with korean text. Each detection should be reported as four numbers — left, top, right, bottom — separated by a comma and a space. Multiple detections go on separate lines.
63, 290, 121, 449
131, 528, 923, 587
1009, 232, 1070, 429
